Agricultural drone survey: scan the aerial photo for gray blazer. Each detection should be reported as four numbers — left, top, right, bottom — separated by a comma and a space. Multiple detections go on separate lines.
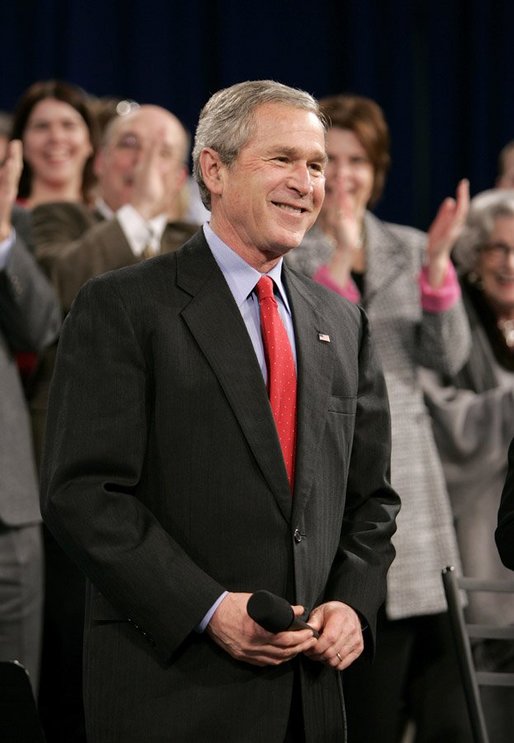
41, 231, 400, 742
287, 211, 470, 619
0, 209, 60, 525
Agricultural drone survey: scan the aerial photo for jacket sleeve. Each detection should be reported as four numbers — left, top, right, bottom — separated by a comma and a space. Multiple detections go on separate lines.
0, 232, 61, 352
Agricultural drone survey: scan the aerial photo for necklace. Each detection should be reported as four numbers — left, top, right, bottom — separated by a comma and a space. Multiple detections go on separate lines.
497, 318, 514, 348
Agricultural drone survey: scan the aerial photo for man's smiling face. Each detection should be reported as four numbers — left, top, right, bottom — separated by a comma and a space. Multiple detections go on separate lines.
207, 102, 326, 269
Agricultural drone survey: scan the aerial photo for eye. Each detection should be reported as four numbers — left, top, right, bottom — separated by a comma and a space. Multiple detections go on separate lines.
309, 162, 324, 175
116, 134, 140, 150
28, 121, 49, 131
159, 146, 174, 160
350, 155, 370, 166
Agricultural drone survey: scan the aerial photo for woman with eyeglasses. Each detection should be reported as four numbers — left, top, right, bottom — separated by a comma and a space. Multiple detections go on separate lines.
422, 188, 514, 743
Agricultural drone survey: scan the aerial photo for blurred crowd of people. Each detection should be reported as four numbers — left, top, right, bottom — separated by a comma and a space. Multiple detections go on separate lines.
1, 79, 514, 742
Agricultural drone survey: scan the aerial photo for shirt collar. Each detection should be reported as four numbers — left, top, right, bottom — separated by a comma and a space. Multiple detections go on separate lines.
95, 197, 168, 237
95, 197, 114, 220
203, 222, 292, 314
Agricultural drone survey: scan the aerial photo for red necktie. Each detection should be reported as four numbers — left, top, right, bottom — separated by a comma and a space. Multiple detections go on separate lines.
256, 275, 297, 489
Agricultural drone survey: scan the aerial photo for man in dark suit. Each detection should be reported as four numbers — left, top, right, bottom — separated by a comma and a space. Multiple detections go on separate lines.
41, 80, 400, 742
0, 140, 60, 690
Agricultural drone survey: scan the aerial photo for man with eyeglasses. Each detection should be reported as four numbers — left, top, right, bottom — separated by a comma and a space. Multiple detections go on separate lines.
31, 103, 198, 314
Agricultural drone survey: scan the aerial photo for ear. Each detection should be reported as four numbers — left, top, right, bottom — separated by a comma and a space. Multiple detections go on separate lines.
199, 147, 225, 198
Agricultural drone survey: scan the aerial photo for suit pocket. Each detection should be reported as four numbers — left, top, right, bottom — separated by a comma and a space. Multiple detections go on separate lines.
328, 395, 356, 416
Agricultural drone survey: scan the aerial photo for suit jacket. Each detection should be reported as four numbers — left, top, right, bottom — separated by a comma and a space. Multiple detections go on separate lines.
0, 209, 60, 524
497, 437, 514, 570
287, 212, 470, 620
26, 201, 198, 463
32, 201, 198, 312
40, 231, 400, 742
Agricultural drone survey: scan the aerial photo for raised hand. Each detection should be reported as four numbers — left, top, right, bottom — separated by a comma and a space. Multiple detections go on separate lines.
130, 129, 181, 221
0, 139, 23, 240
426, 178, 470, 287
320, 177, 365, 287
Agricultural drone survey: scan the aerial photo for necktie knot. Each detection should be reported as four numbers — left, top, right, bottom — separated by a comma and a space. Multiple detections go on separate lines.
256, 275, 275, 303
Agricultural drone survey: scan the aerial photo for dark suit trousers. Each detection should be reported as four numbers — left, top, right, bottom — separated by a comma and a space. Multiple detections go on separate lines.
283, 671, 305, 743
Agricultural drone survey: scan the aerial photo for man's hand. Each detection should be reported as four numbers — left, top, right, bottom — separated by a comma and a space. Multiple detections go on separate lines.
0, 139, 23, 241
303, 600, 364, 670
426, 178, 469, 288
207, 592, 318, 667
130, 129, 185, 221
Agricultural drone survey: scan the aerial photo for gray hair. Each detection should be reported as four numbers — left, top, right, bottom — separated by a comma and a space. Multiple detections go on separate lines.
453, 189, 514, 274
192, 80, 326, 209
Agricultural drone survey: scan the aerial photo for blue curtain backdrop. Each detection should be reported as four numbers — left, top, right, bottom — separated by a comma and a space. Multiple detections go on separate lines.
1, 0, 513, 230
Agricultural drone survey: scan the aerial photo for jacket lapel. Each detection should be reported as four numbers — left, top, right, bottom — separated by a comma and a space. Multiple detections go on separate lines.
364, 212, 411, 304
284, 268, 335, 519
176, 234, 293, 521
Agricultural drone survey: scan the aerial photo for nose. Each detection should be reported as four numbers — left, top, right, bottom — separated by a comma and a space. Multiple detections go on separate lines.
334, 160, 354, 180
287, 162, 313, 196
47, 123, 65, 142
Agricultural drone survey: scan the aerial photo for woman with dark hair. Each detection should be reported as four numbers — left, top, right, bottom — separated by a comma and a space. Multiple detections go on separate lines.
11, 79, 97, 207
286, 94, 472, 741
10, 80, 97, 743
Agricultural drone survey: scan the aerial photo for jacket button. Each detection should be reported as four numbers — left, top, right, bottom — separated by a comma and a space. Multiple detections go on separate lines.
293, 529, 302, 543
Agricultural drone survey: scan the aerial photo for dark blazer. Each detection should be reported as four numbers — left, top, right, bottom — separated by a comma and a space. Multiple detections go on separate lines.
497, 438, 514, 570
40, 231, 399, 742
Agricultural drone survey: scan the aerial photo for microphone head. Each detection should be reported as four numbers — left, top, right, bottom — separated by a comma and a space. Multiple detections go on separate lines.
247, 590, 294, 633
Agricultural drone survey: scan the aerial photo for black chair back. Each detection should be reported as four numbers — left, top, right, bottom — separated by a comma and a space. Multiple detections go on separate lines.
442, 566, 514, 743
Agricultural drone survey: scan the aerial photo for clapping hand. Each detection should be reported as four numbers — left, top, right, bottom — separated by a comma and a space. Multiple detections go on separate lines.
426, 178, 469, 287
0, 139, 23, 241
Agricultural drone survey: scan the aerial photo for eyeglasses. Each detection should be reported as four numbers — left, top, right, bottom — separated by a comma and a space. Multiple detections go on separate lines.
481, 242, 514, 261
113, 133, 176, 161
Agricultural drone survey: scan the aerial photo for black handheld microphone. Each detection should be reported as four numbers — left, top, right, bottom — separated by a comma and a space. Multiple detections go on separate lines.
247, 590, 320, 638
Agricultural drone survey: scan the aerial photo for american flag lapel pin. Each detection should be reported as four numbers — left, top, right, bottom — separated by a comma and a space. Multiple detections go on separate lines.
318, 332, 331, 343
